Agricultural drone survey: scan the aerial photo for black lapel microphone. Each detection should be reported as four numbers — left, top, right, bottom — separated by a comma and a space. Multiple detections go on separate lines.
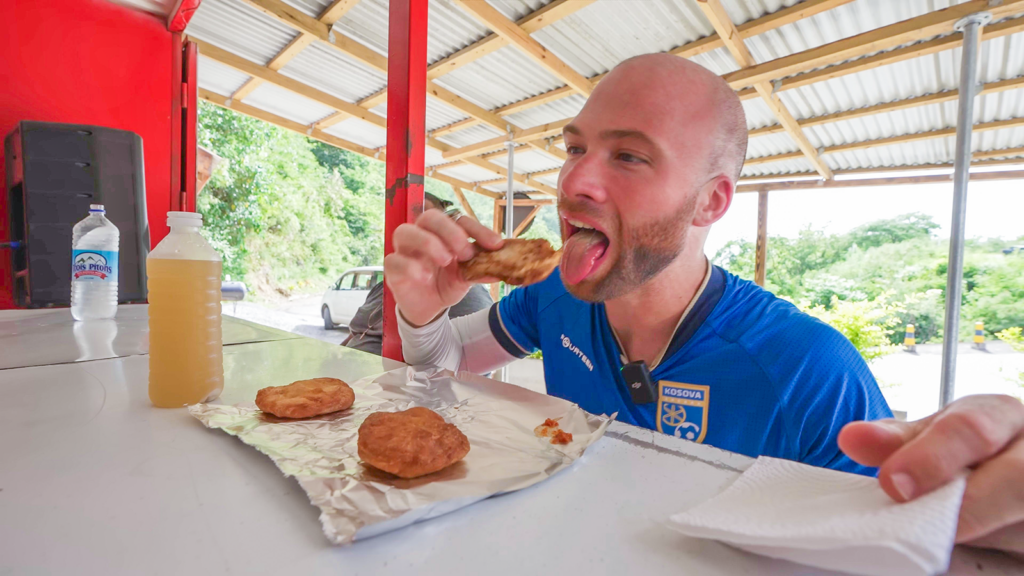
621, 360, 657, 404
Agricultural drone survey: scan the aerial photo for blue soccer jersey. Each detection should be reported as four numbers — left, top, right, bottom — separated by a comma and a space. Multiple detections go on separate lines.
489, 265, 892, 475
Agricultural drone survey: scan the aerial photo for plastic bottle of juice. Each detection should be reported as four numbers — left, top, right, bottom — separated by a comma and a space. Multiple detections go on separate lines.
147, 212, 223, 407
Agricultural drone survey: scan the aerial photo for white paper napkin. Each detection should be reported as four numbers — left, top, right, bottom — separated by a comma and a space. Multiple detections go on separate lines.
668, 456, 967, 576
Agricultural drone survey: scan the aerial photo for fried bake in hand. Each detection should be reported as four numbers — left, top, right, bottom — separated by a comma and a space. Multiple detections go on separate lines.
255, 377, 355, 419
459, 238, 560, 286
357, 407, 470, 479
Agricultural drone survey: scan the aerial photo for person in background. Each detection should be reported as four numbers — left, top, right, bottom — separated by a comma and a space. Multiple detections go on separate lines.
343, 192, 493, 355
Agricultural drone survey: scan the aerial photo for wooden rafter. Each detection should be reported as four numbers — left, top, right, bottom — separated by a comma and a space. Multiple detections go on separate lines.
428, 0, 596, 80
671, 0, 855, 59
450, 186, 478, 221
430, 0, 856, 140
722, 0, 1024, 90
736, 169, 1024, 193
740, 154, 1024, 183
697, 0, 833, 179
514, 206, 542, 237
771, 16, 1024, 95
746, 117, 1024, 167
442, 118, 571, 161
195, 39, 562, 193
452, 0, 594, 96
229, 0, 359, 101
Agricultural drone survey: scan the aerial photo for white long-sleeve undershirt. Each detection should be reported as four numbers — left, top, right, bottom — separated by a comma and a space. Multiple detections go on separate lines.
397, 305, 517, 374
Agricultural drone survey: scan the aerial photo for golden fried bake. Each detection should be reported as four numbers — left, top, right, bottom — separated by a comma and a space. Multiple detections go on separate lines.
255, 377, 355, 419
357, 407, 470, 479
459, 238, 560, 286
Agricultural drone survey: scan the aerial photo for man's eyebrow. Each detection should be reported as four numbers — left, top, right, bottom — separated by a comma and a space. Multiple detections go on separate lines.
600, 129, 657, 147
563, 124, 581, 136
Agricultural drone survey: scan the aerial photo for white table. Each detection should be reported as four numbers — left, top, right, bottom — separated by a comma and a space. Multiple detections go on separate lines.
0, 310, 1019, 575
0, 304, 299, 370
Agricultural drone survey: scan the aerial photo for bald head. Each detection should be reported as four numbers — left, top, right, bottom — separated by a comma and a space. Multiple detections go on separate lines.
594, 53, 748, 182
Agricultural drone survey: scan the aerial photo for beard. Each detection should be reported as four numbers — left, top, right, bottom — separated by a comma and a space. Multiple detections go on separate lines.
562, 193, 697, 302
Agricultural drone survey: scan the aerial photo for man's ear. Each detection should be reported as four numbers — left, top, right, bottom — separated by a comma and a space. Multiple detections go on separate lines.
692, 174, 734, 227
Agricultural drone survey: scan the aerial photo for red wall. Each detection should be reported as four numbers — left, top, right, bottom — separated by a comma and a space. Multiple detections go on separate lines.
0, 0, 176, 309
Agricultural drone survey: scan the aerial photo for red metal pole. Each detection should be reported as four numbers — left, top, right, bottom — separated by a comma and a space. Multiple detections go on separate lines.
382, 0, 428, 362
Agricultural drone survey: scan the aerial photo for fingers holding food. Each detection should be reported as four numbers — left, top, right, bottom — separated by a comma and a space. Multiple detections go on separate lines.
256, 377, 355, 419
357, 407, 470, 479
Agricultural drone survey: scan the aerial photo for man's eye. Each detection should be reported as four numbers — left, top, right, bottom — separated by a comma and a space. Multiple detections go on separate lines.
566, 146, 584, 155
617, 153, 645, 164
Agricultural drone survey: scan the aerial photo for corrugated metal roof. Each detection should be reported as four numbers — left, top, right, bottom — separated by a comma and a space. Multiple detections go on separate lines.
242, 82, 337, 125
278, 42, 387, 103
197, 55, 253, 96
188, 0, 297, 65
435, 124, 504, 148
189, 0, 1024, 191
502, 94, 587, 129
509, 149, 563, 173
322, 117, 388, 148
434, 46, 564, 111
331, 0, 493, 64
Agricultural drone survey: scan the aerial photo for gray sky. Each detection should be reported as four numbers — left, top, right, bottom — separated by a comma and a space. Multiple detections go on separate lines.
705, 175, 1024, 259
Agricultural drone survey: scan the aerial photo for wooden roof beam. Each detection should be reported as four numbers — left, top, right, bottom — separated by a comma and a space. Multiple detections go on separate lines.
442, 118, 571, 161
672, 0, 855, 59
746, 116, 1024, 165
452, 0, 594, 96
773, 15, 1024, 94
736, 169, 1024, 193
438, 0, 854, 139
749, 75, 1024, 139
697, 0, 833, 179
229, 0, 359, 101
723, 0, 1024, 89
428, 0, 596, 80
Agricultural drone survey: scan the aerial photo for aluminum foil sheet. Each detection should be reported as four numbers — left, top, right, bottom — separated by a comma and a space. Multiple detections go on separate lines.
189, 366, 614, 545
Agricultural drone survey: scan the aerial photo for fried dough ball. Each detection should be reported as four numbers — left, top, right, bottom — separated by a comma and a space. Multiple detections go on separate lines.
357, 407, 470, 479
255, 377, 355, 419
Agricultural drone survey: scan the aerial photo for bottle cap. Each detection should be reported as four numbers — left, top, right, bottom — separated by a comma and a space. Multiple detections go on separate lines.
89, 204, 105, 213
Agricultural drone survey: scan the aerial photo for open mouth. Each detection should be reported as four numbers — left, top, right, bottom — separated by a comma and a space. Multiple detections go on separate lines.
561, 216, 610, 285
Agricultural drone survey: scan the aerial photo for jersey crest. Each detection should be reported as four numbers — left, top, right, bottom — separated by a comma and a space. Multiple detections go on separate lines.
657, 381, 709, 443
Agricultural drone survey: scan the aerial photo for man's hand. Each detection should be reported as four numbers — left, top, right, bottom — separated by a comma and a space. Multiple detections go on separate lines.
838, 395, 1024, 555
384, 210, 503, 327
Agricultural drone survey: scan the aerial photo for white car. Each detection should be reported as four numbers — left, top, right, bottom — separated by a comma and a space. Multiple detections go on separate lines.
321, 266, 383, 329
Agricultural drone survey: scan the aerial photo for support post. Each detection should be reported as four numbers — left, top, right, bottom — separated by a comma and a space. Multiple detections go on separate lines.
940, 11, 991, 409
382, 0, 428, 362
495, 139, 516, 383
754, 189, 769, 287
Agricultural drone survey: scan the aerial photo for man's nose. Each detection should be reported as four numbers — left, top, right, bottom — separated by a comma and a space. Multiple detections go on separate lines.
558, 152, 608, 204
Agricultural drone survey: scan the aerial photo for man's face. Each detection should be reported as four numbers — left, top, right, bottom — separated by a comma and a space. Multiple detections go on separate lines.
556, 66, 720, 302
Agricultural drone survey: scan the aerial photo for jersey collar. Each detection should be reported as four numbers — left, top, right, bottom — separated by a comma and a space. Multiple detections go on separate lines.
608, 258, 726, 370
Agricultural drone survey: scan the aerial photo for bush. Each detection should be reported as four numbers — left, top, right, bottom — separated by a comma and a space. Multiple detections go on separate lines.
800, 295, 903, 363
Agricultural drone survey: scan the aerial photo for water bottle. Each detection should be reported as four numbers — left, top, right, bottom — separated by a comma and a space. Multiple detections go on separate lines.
71, 204, 119, 320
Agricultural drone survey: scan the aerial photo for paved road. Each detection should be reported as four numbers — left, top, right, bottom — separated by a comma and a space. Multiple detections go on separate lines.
226, 296, 1024, 418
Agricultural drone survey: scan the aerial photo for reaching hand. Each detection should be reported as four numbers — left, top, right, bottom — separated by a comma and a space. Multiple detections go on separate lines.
384, 210, 503, 327
839, 394, 1024, 555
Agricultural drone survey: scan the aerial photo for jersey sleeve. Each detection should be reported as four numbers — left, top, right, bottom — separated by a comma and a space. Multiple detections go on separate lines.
490, 282, 543, 358
775, 319, 893, 476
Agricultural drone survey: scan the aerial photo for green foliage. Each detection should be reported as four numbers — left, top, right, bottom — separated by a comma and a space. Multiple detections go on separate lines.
198, 103, 375, 297
996, 327, 1024, 353
196, 103, 566, 300
716, 212, 1024, 352
800, 295, 903, 363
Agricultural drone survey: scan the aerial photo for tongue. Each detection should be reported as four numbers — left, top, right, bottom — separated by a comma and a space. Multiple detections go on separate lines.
561, 229, 608, 285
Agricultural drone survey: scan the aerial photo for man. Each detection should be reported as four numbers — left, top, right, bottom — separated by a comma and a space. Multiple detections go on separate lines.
344, 193, 492, 355
385, 54, 1024, 553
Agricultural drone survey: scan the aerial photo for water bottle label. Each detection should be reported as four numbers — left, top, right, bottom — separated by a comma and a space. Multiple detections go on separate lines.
72, 249, 118, 282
